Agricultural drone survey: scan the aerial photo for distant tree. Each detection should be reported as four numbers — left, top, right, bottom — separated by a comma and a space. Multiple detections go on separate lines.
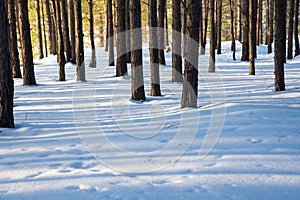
287, 0, 295, 59
107, 0, 114, 66
241, 0, 249, 61
216, 0, 222, 54
8, 0, 22, 78
201, 0, 209, 55
172, 0, 182, 82
209, 0, 215, 72
265, 0, 269, 45
274, 0, 286, 91
69, 0, 76, 63
181, 0, 200, 108
267, 0, 274, 54
149, 0, 161, 96
41, 0, 48, 57
238, 0, 242, 41
158, 0, 166, 65
295, 0, 300, 57
55, 0, 66, 81
165, 4, 169, 47
249, 0, 257, 75
45, 0, 55, 55
88, 0, 96, 68
130, 0, 146, 101
0, 0, 14, 128
36, 0, 44, 59
61, 0, 71, 62
257, 0, 263, 45
229, 0, 236, 61
19, 0, 37, 85
75, 0, 85, 81
116, 0, 127, 76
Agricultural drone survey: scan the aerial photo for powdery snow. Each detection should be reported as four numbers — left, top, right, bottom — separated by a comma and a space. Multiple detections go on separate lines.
1, 41, 300, 199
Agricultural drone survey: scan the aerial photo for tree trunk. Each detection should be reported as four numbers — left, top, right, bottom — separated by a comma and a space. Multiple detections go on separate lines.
267, 0, 274, 54
274, 0, 286, 92
116, 0, 127, 76
287, 0, 295, 59
45, 0, 55, 55
209, 0, 215, 72
249, 0, 257, 75
61, 0, 71, 62
238, 0, 242, 41
36, 0, 44, 59
241, 0, 249, 61
75, 0, 85, 81
149, 0, 161, 96
158, 0, 166, 65
55, 0, 66, 81
216, 0, 222, 54
41, 0, 48, 57
295, 0, 300, 57
181, 0, 200, 108
125, 0, 131, 63
265, 0, 269, 45
201, 0, 208, 55
8, 0, 22, 78
69, 0, 76, 63
0, 0, 14, 128
130, 0, 146, 101
19, 0, 36, 85
256, 0, 262, 45
229, 0, 236, 61
50, 0, 57, 55
165, 5, 169, 47
107, 0, 114, 66
172, 0, 182, 82
88, 0, 96, 68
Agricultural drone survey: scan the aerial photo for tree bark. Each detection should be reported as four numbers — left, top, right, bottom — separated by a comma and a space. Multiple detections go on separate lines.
36, 0, 44, 59
116, 0, 127, 76
45, 0, 55, 55
216, 0, 222, 54
165, 5, 169, 47
265, 0, 269, 45
249, 0, 257, 75
201, 0, 208, 55
61, 0, 71, 62
295, 0, 300, 57
8, 0, 22, 78
287, 0, 295, 59
88, 0, 96, 68
209, 0, 215, 72
125, 0, 131, 63
267, 0, 274, 54
50, 0, 57, 55
69, 0, 76, 63
241, 0, 249, 61
181, 0, 200, 108
274, 0, 286, 91
75, 0, 85, 81
19, 0, 36, 85
172, 0, 182, 82
107, 0, 114, 66
229, 0, 236, 61
0, 0, 14, 128
256, 0, 262, 45
158, 0, 166, 65
41, 0, 48, 57
130, 0, 146, 101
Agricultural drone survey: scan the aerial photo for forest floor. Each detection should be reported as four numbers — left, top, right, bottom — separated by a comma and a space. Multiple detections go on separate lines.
1, 41, 300, 199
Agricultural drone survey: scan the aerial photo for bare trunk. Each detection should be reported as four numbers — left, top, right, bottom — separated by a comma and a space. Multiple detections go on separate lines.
287, 0, 295, 59
158, 0, 166, 65
75, 0, 85, 81
209, 0, 215, 72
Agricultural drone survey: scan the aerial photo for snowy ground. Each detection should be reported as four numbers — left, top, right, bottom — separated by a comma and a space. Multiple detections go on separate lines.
1, 41, 300, 199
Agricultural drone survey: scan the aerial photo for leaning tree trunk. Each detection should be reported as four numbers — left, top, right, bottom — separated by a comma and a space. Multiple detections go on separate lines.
181, 0, 200, 108
241, 0, 249, 61
19, 0, 36, 85
75, 0, 85, 81
0, 0, 14, 128
209, 0, 215, 72
8, 0, 22, 78
158, 0, 166, 65
149, 0, 161, 96
88, 0, 96, 68
36, 0, 44, 59
172, 0, 182, 82
287, 0, 295, 60
61, 0, 71, 62
216, 0, 222, 54
295, 0, 300, 57
130, 0, 146, 101
107, 0, 114, 66
249, 0, 257, 75
69, 0, 76, 63
116, 0, 127, 76
55, 0, 66, 81
274, 0, 286, 92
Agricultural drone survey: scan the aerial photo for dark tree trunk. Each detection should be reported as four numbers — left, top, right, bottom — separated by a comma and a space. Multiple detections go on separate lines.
19, 0, 36, 85
274, 0, 286, 91
55, 0, 66, 81
257, 0, 262, 45
158, 0, 166, 65
172, 0, 182, 82
107, 0, 114, 66
125, 0, 131, 63
130, 0, 146, 101
36, 0, 44, 59
238, 0, 242, 41
149, 0, 161, 96
75, 0, 85, 81
287, 0, 295, 59
216, 0, 222, 54
8, 0, 22, 78
181, 0, 200, 108
41, 0, 48, 57
61, 0, 71, 62
265, 0, 269, 45
45, 0, 55, 55
201, 0, 209, 55
69, 0, 76, 63
181, 0, 187, 57
241, 0, 249, 61
88, 0, 96, 68
0, 0, 14, 128
165, 5, 169, 47
209, 0, 215, 72
267, 0, 274, 54
249, 0, 257, 75
229, 0, 236, 61
295, 0, 300, 57
50, 0, 57, 55
116, 0, 127, 76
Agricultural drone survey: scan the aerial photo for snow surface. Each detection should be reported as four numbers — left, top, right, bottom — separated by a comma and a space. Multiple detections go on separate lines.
1, 41, 300, 199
